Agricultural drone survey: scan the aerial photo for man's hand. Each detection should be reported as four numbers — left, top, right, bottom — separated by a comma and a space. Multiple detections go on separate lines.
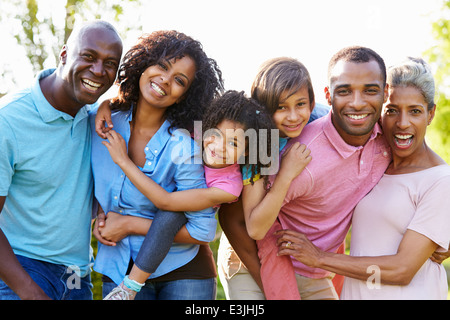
431, 248, 450, 264
95, 100, 114, 139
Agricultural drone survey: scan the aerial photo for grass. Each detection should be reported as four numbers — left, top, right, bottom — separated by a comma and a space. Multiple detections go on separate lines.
443, 259, 450, 300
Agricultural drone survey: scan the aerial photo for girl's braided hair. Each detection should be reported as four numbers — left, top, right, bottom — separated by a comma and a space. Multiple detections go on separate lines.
110, 30, 224, 133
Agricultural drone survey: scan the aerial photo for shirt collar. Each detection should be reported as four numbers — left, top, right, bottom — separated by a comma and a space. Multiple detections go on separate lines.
32, 68, 89, 123
279, 137, 289, 151
126, 106, 172, 157
323, 111, 383, 159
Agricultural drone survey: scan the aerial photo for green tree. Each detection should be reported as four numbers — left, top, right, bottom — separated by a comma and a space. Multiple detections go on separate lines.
0, 0, 144, 298
425, 0, 450, 162
0, 0, 142, 96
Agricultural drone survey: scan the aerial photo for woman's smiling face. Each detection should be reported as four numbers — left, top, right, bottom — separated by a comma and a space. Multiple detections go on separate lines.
382, 85, 435, 161
138, 55, 196, 109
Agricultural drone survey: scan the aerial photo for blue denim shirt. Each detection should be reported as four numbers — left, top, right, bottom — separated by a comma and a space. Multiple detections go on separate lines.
90, 107, 217, 284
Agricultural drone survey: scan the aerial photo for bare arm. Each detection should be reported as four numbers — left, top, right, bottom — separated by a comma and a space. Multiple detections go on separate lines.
102, 130, 237, 211
0, 196, 50, 299
97, 211, 208, 245
243, 142, 311, 240
277, 229, 439, 285
218, 199, 264, 292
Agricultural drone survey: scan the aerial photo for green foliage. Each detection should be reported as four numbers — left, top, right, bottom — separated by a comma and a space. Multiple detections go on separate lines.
1, 0, 143, 74
424, 0, 450, 163
13, 0, 55, 71
1, 0, 449, 300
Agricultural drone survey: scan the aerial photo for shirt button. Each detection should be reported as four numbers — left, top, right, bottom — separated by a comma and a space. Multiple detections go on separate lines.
145, 147, 149, 151
383, 151, 388, 157
154, 149, 158, 153
114, 196, 118, 200
360, 160, 364, 165
148, 161, 152, 166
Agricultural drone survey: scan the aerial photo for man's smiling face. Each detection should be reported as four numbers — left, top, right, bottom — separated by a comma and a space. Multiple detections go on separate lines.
326, 59, 388, 147
60, 26, 123, 107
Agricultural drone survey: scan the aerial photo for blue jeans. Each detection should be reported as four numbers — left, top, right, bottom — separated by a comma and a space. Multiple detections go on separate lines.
0, 255, 93, 300
102, 278, 216, 300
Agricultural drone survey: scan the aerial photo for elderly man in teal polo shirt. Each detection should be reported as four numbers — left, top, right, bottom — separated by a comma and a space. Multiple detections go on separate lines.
0, 20, 123, 300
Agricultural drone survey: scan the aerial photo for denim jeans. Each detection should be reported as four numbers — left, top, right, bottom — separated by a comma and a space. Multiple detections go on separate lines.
0, 255, 93, 300
102, 277, 216, 300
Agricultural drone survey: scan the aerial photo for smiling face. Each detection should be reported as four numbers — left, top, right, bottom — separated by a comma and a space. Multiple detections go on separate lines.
60, 25, 123, 107
272, 86, 313, 138
138, 56, 196, 110
203, 120, 247, 168
326, 60, 388, 146
382, 86, 435, 162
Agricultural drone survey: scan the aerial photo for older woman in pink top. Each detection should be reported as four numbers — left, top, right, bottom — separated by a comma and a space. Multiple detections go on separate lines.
277, 57, 450, 299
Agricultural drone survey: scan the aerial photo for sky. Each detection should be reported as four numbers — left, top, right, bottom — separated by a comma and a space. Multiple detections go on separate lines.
137, 0, 443, 104
0, 0, 444, 104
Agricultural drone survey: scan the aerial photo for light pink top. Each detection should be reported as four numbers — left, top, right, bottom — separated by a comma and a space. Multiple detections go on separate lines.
341, 164, 450, 300
278, 112, 391, 278
204, 163, 243, 199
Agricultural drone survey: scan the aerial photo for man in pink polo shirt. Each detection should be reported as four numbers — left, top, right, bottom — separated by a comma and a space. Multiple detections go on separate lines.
219, 46, 392, 300
272, 46, 391, 299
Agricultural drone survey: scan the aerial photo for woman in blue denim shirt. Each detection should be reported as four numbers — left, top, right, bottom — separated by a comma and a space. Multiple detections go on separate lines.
90, 30, 224, 300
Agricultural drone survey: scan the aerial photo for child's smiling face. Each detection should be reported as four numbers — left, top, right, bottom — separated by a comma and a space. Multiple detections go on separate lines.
273, 86, 312, 138
203, 120, 247, 168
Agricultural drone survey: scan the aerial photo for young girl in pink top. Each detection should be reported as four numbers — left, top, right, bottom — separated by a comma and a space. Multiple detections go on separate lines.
242, 57, 319, 300
219, 57, 329, 300
96, 90, 275, 299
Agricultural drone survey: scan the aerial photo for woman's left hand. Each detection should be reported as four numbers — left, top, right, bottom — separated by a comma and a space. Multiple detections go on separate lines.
93, 211, 117, 246
98, 211, 130, 243
275, 229, 323, 268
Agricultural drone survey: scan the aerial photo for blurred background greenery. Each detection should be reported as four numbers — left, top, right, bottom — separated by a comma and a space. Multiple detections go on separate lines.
0, 0, 449, 300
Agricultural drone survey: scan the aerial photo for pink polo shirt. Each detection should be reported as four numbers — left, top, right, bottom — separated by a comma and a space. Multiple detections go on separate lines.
279, 112, 391, 279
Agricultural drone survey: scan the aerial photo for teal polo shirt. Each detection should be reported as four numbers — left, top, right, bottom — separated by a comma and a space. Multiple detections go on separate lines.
0, 69, 94, 276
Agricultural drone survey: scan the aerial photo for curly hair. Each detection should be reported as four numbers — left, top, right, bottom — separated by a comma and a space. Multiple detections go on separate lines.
110, 30, 224, 133
203, 90, 276, 185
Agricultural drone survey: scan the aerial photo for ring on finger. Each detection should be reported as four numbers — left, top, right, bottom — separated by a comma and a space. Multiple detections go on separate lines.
286, 241, 292, 248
